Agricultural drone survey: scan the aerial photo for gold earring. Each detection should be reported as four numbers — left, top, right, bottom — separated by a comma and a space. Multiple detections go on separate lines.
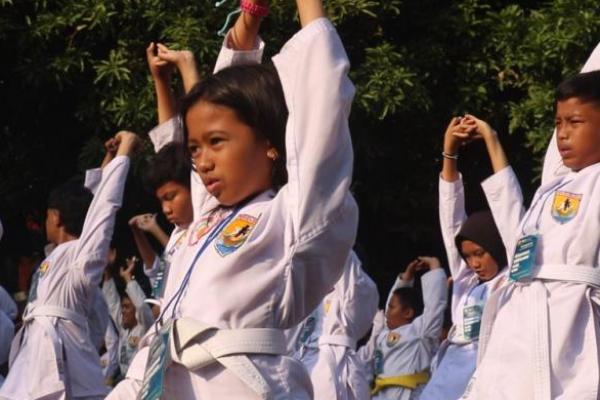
267, 149, 278, 161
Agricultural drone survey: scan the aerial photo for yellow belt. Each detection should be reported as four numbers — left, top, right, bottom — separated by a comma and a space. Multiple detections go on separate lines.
371, 371, 430, 395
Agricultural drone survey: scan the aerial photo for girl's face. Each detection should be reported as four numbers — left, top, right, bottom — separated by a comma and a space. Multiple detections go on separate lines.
460, 240, 499, 281
186, 101, 275, 206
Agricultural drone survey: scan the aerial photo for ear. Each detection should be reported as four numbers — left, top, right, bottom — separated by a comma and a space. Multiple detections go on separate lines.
403, 307, 416, 321
266, 146, 279, 161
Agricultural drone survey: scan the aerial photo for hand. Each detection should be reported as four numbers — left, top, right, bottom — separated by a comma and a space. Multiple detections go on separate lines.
156, 44, 195, 69
146, 42, 174, 81
115, 131, 140, 157
462, 114, 498, 143
417, 256, 442, 270
129, 213, 159, 233
119, 256, 137, 283
443, 116, 477, 155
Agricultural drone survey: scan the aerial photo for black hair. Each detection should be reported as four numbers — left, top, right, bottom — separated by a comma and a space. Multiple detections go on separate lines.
180, 63, 288, 190
556, 70, 600, 107
455, 210, 507, 270
47, 179, 93, 237
143, 142, 191, 194
392, 287, 424, 320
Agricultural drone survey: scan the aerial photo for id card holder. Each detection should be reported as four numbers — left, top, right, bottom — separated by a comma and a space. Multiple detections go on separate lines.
509, 235, 538, 281
463, 304, 483, 340
138, 321, 172, 400
152, 258, 168, 299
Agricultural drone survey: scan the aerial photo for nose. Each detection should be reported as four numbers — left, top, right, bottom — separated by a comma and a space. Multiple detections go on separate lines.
467, 256, 480, 269
196, 150, 215, 173
556, 122, 569, 141
162, 201, 172, 216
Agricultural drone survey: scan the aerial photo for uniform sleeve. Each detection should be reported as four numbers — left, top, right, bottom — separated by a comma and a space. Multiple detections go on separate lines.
411, 268, 448, 339
357, 312, 384, 384
541, 41, 600, 185
73, 156, 130, 286
102, 278, 122, 326
481, 166, 525, 258
142, 256, 160, 286
126, 280, 154, 331
147, 117, 184, 153
339, 253, 379, 341
0, 285, 17, 320
84, 168, 103, 195
274, 18, 358, 324
213, 32, 265, 73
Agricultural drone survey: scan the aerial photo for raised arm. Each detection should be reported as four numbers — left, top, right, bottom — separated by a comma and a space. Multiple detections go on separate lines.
156, 44, 200, 94
102, 272, 122, 325
411, 260, 448, 338
120, 258, 154, 330
147, 42, 177, 124
73, 131, 138, 286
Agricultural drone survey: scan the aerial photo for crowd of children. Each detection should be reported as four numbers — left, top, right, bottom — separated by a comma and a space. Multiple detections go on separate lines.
0, 0, 599, 398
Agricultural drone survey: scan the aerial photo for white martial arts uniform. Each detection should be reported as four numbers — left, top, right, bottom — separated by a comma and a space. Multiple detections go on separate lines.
0, 286, 17, 386
462, 162, 600, 400
101, 318, 120, 382
419, 176, 507, 400
107, 17, 358, 400
291, 252, 378, 400
102, 278, 154, 376
0, 156, 130, 400
360, 268, 447, 400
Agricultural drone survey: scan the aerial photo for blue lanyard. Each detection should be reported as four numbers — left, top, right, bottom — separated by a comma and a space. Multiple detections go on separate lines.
156, 207, 239, 325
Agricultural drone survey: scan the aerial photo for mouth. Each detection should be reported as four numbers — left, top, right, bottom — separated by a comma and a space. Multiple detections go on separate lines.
558, 146, 573, 158
203, 178, 222, 195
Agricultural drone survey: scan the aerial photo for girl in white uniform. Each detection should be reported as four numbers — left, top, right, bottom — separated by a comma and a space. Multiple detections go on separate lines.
107, 0, 358, 398
292, 251, 379, 400
462, 66, 600, 400
420, 116, 509, 400
0, 131, 139, 400
360, 257, 447, 400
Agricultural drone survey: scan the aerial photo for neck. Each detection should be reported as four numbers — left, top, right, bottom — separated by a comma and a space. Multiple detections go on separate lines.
55, 230, 78, 245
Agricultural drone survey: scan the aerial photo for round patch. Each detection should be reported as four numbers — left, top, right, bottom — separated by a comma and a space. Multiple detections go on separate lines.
38, 261, 50, 276
188, 214, 221, 246
128, 335, 140, 348
386, 331, 401, 347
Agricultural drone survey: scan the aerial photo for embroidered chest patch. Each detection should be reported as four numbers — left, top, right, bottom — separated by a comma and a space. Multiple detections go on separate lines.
215, 214, 258, 256
551, 191, 582, 224
38, 261, 50, 277
188, 213, 222, 246
386, 331, 401, 347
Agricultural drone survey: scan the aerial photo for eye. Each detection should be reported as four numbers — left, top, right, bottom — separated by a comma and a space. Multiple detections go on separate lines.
188, 144, 200, 157
210, 136, 225, 146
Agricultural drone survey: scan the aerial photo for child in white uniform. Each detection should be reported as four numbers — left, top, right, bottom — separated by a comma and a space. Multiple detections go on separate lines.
420, 117, 510, 400
107, 0, 358, 398
102, 257, 154, 378
360, 257, 447, 400
0, 131, 139, 400
462, 69, 600, 399
292, 251, 379, 400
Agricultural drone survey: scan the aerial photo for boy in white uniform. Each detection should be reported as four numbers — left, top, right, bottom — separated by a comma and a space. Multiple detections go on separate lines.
462, 68, 600, 399
360, 257, 447, 400
0, 131, 139, 400
102, 257, 154, 378
292, 251, 379, 400
107, 0, 358, 397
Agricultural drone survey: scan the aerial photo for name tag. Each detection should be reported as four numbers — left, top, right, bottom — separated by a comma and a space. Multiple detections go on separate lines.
463, 305, 483, 340
374, 349, 384, 375
509, 235, 538, 281
152, 258, 168, 299
138, 321, 172, 400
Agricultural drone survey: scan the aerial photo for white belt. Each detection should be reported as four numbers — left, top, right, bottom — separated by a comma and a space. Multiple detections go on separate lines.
10, 305, 88, 399
318, 334, 356, 349
477, 264, 599, 400
170, 318, 287, 400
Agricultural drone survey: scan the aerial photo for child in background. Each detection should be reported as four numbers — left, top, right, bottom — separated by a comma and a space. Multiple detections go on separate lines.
360, 257, 447, 400
291, 251, 379, 400
419, 116, 509, 400
102, 257, 154, 379
107, 0, 359, 397
0, 131, 139, 400
462, 69, 600, 399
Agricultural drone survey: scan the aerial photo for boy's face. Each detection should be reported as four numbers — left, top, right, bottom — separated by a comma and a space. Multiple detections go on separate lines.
186, 101, 275, 206
155, 181, 193, 228
555, 97, 600, 171
121, 297, 137, 330
386, 294, 414, 330
45, 208, 60, 244
460, 240, 499, 281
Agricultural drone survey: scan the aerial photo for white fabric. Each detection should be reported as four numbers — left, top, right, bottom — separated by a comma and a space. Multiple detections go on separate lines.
541, 41, 600, 185
88, 287, 109, 351
108, 18, 357, 400
291, 252, 379, 400
0, 286, 17, 321
0, 156, 130, 400
359, 269, 447, 400
102, 278, 153, 376
101, 319, 120, 381
419, 176, 508, 400
463, 162, 600, 400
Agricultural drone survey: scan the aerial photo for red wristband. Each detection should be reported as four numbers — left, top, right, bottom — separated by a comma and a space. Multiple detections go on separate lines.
240, 0, 269, 18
